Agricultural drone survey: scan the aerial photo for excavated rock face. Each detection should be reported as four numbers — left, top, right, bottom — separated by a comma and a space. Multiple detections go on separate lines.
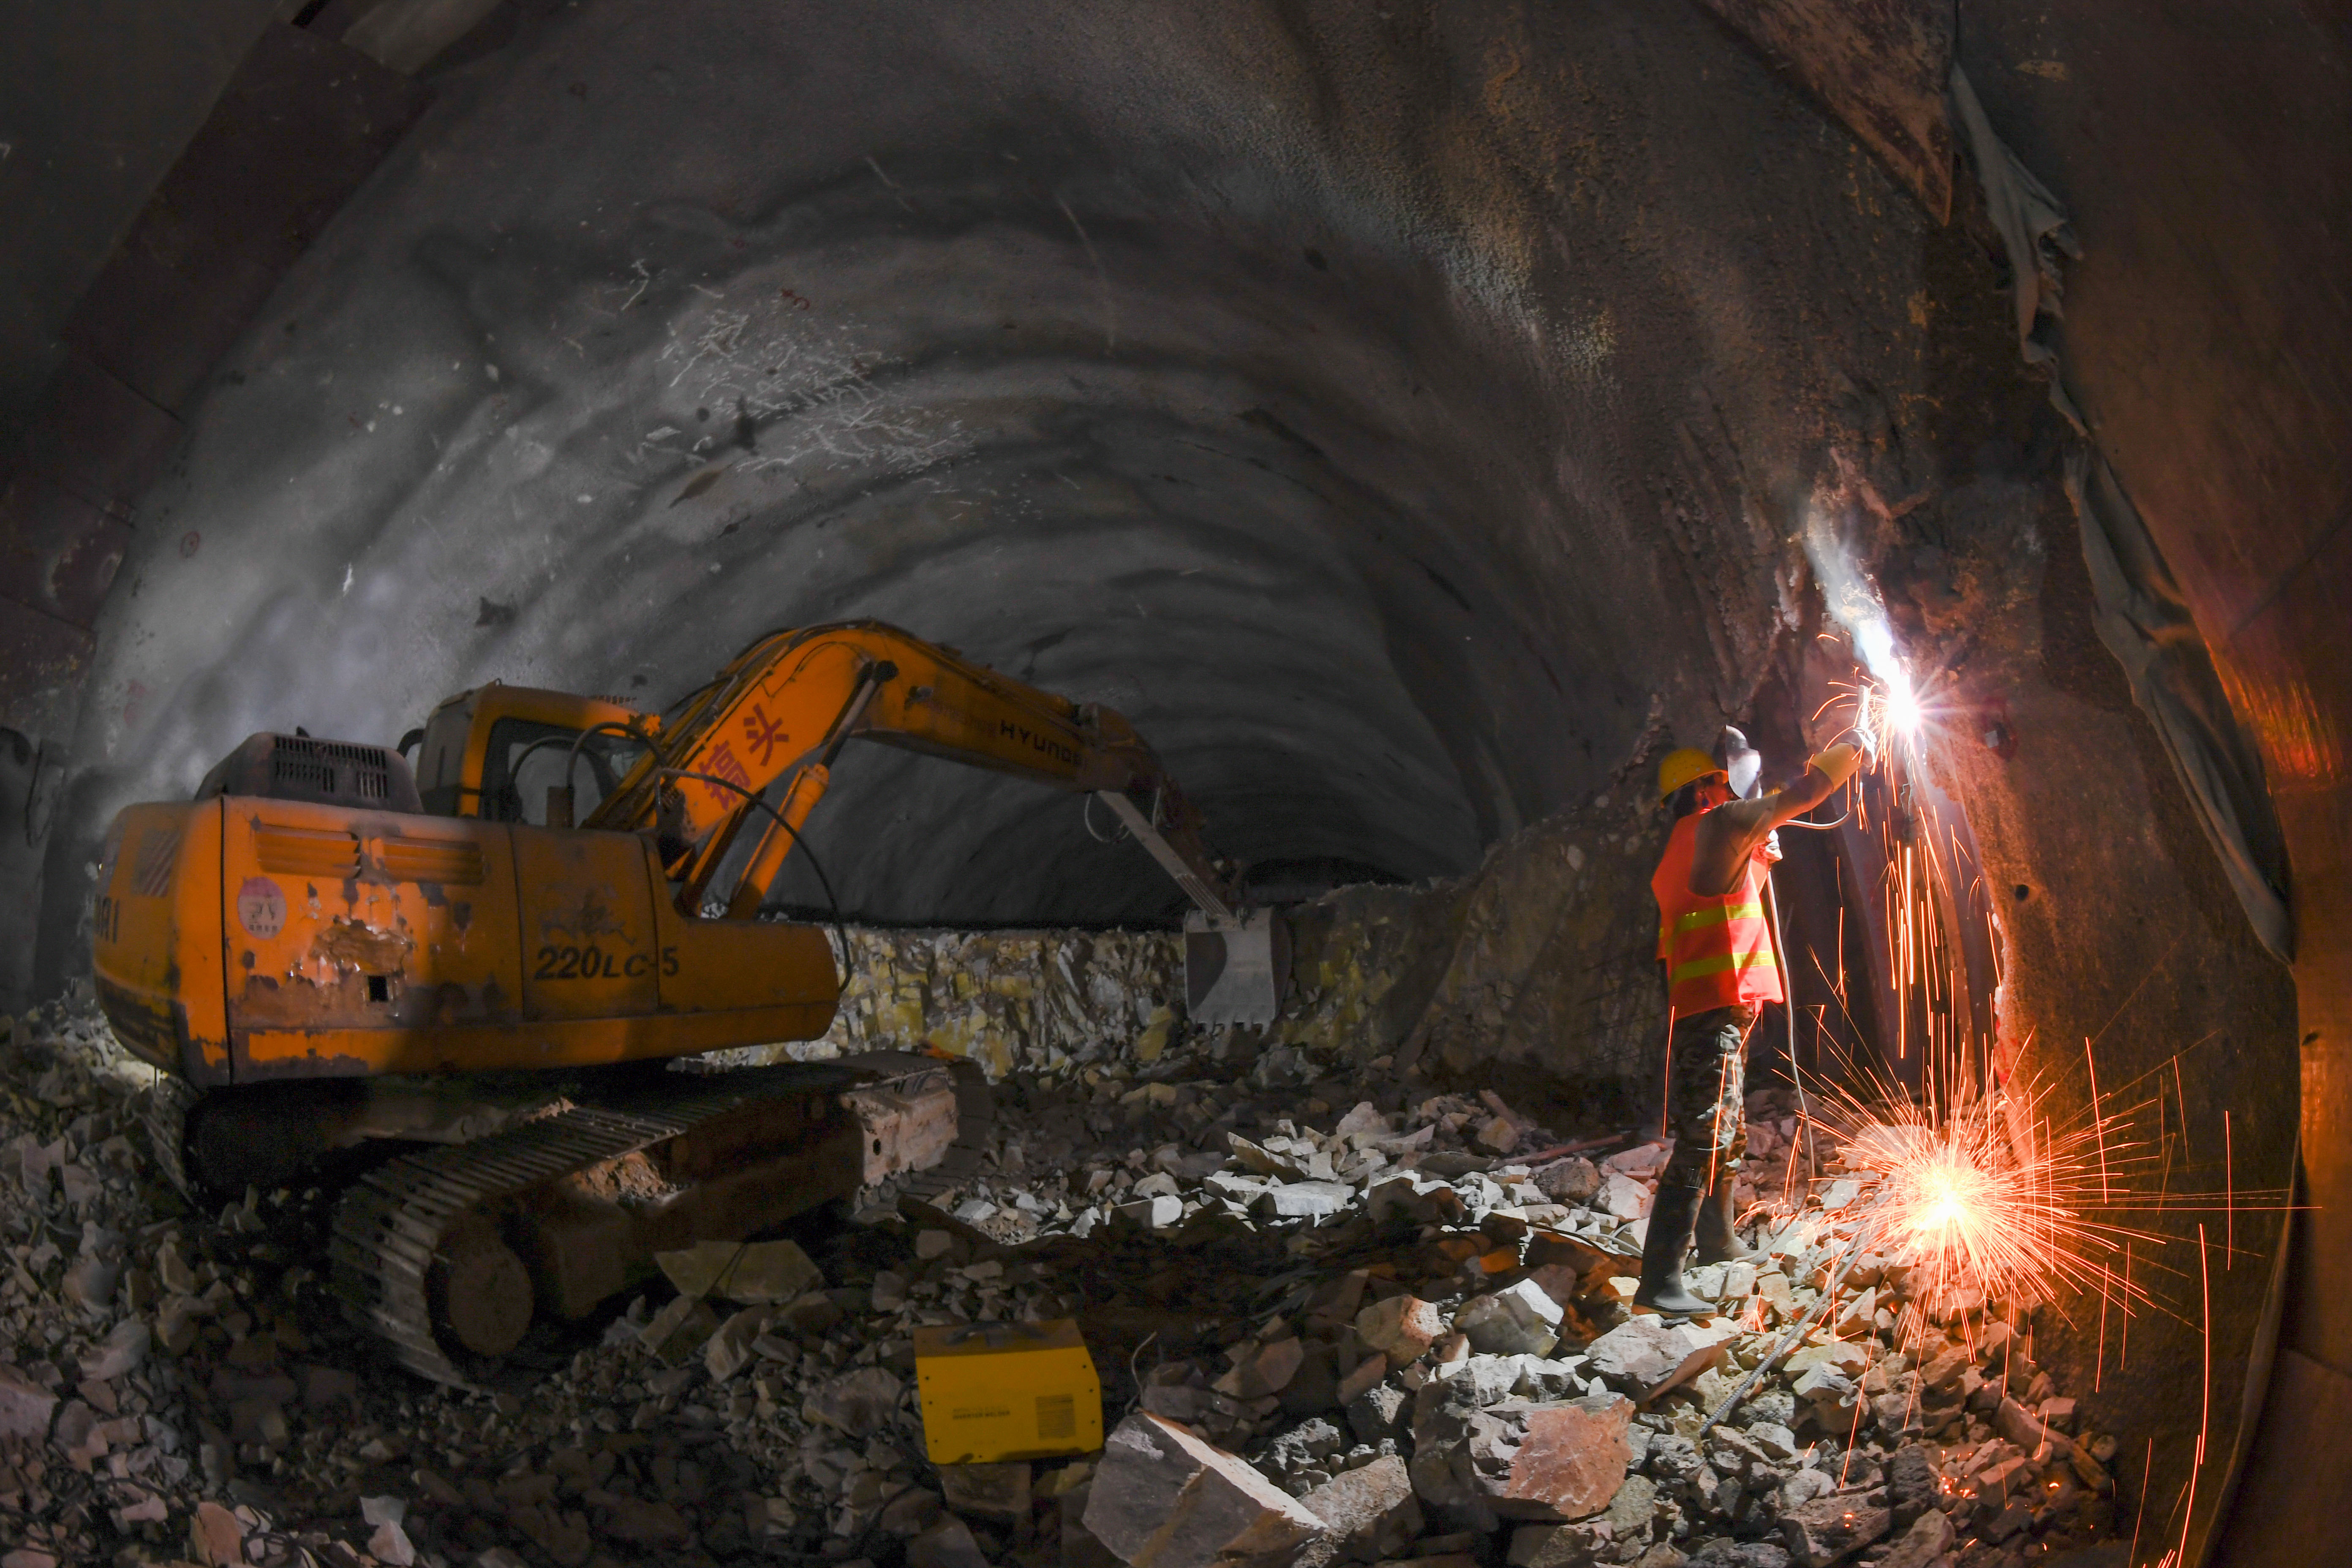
41, 0, 1941, 957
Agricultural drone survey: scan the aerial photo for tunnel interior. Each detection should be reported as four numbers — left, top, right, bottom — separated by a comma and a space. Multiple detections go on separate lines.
0, 4, 2344, 1567
46, 0, 1951, 935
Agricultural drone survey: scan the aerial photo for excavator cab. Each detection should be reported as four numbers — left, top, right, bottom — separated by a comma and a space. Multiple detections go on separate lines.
406, 684, 656, 825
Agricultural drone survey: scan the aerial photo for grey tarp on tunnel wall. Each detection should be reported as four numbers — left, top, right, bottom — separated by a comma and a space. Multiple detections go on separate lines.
2064, 445, 2294, 963
1952, 63, 2292, 965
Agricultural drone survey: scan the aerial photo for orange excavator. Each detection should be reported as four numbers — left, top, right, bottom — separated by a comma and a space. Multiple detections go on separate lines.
90, 621, 1282, 1385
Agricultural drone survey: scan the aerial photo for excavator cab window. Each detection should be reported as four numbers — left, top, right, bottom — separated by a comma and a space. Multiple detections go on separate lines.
477, 718, 651, 825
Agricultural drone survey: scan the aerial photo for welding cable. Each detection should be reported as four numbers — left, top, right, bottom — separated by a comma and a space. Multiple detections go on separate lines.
497, 732, 580, 818
558, 719, 651, 802
1081, 792, 1124, 844
1761, 868, 1816, 1184
1081, 781, 1168, 844
655, 768, 848, 970
503, 721, 646, 822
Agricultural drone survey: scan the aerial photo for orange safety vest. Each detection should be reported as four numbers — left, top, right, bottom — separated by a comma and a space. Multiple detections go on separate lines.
1652, 807, 1783, 1015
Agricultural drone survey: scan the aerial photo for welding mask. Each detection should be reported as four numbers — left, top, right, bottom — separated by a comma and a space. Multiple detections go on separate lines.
1716, 726, 1764, 800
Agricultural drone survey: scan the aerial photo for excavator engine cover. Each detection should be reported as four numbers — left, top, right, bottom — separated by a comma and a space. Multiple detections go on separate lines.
94, 768, 839, 1086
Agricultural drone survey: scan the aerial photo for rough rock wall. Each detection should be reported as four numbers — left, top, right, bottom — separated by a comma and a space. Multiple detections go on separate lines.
1396, 800, 1667, 1086
801, 789, 1675, 1104
793, 928, 1186, 1081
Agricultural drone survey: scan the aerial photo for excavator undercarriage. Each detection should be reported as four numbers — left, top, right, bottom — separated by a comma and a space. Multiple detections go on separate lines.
148, 1052, 985, 1387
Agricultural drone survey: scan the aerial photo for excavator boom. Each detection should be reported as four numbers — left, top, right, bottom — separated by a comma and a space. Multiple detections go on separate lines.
584, 621, 1241, 930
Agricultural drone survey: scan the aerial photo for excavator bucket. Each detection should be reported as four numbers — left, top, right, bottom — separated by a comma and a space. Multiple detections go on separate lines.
1184, 908, 1290, 1026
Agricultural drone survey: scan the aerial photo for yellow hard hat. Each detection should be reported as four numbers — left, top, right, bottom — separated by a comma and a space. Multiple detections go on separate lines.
1657, 747, 1726, 802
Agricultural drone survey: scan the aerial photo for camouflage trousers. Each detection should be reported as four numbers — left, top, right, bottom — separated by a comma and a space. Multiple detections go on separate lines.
1658, 1004, 1758, 1190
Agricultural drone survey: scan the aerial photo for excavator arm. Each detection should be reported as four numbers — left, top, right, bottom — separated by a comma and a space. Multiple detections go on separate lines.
583, 622, 1244, 931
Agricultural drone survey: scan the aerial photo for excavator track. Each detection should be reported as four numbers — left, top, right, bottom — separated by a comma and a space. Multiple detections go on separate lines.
140, 1071, 201, 1202
330, 1066, 852, 1389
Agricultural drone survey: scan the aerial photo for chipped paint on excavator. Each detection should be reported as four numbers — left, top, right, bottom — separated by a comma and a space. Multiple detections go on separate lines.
313, 915, 415, 975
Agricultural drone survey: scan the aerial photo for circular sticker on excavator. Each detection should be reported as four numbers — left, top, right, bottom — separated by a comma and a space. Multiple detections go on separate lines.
235, 877, 286, 939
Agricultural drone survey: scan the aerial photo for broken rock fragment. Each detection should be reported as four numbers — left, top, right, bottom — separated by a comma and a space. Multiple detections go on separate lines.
1779, 1492, 1892, 1567
638, 1294, 720, 1362
1876, 1508, 1955, 1568
1595, 1173, 1650, 1220
909, 1515, 993, 1568
1119, 1194, 1184, 1229
1258, 1179, 1356, 1220
1216, 1334, 1306, 1399
940, 1461, 1033, 1522
1346, 1381, 1410, 1444
1411, 1370, 1634, 1524
1492, 1395, 1635, 1519
1084, 1411, 1327, 1568
1298, 1454, 1421, 1562
806, 1366, 905, 1437
1885, 1442, 1938, 1528
1355, 1294, 1445, 1365
78, 1317, 148, 1381
654, 1236, 821, 1304
1143, 1380, 1254, 1446
1532, 1158, 1602, 1205
1583, 1319, 1729, 1401
1505, 1519, 1617, 1568
704, 1305, 767, 1381
1456, 1280, 1564, 1358
0, 1363, 57, 1440
189, 1500, 245, 1567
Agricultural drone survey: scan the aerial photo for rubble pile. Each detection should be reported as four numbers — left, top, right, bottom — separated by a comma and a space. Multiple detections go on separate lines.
0, 1003, 2125, 1568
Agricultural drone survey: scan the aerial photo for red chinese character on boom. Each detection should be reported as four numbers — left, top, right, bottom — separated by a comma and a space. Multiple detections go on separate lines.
702, 741, 753, 804
743, 703, 789, 767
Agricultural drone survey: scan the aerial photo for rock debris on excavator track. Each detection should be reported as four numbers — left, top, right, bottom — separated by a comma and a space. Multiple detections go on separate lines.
333, 1075, 818, 1391
2, 1002, 2124, 1568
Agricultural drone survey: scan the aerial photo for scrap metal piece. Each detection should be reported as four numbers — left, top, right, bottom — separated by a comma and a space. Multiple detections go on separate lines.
837, 1054, 961, 1184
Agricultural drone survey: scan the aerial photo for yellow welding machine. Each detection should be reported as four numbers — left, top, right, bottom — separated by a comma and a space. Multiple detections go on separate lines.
913, 1318, 1104, 1464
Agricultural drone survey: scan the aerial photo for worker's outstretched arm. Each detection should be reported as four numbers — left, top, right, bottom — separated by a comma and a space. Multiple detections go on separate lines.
1688, 743, 1863, 896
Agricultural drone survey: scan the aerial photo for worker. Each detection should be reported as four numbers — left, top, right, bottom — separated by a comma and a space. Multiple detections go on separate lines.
1636, 734, 1863, 1315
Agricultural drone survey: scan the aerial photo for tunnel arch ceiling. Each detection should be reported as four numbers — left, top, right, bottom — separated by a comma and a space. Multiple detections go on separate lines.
52, 0, 1942, 934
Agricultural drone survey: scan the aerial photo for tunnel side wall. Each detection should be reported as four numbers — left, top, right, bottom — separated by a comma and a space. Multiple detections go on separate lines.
1941, 7, 2351, 1561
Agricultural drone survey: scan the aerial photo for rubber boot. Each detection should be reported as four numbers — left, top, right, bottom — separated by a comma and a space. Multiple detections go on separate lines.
1633, 1184, 1711, 1315
1693, 1181, 1755, 1265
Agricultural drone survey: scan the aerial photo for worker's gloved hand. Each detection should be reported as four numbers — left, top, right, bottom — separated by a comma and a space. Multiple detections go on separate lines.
1809, 742, 1863, 788
1758, 828, 1783, 865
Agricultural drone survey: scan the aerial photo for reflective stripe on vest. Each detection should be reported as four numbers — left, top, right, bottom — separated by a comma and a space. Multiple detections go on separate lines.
1651, 808, 1784, 1014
